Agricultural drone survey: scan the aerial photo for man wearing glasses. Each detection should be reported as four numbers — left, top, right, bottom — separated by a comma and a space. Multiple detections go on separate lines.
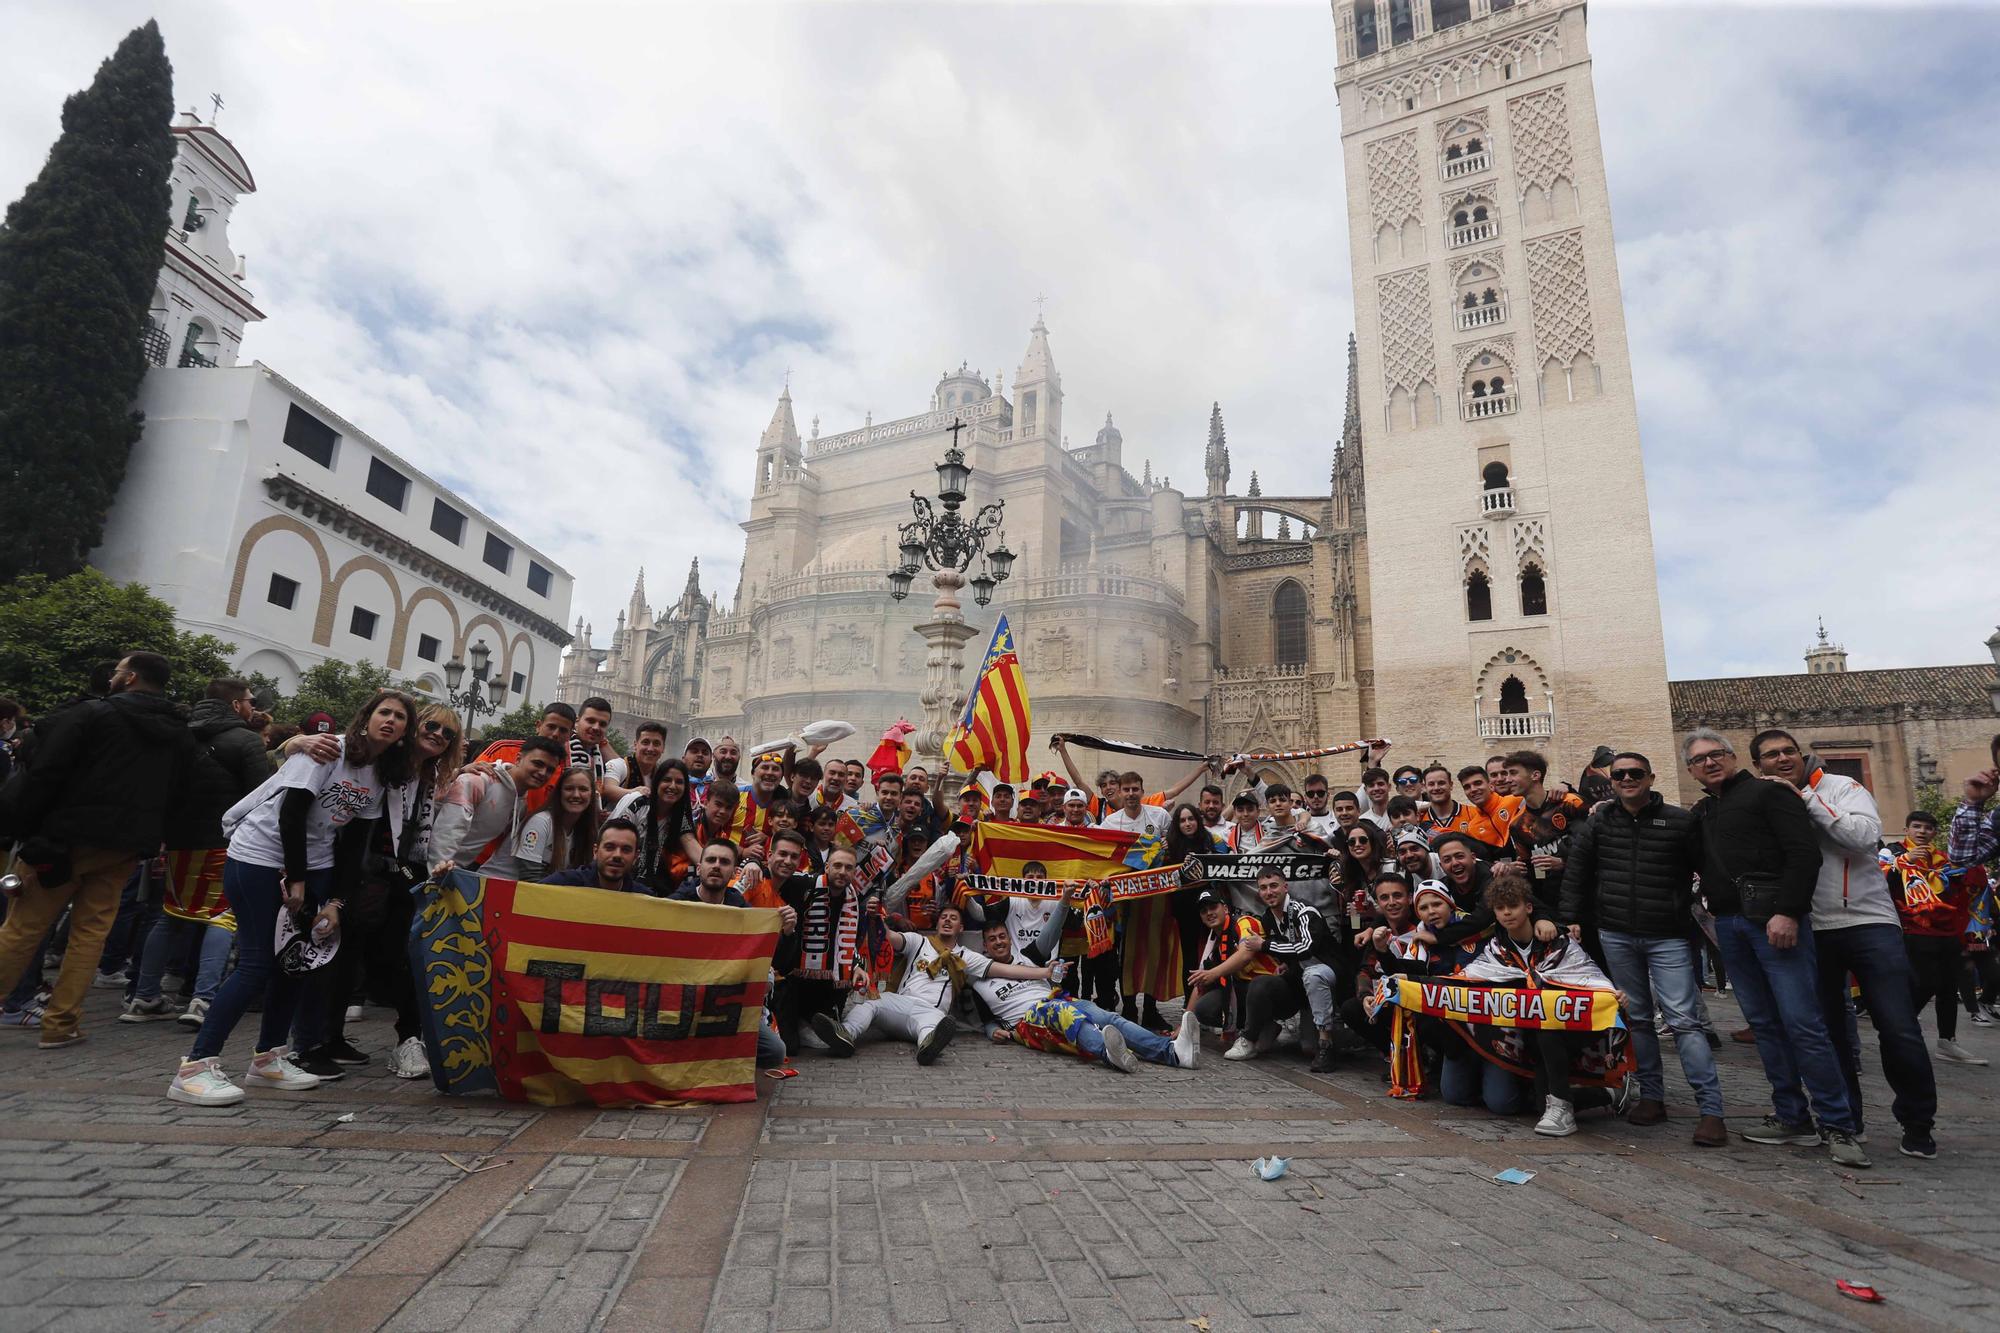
1752, 729, 1938, 1160
1559, 752, 1726, 1147
1682, 729, 1865, 1166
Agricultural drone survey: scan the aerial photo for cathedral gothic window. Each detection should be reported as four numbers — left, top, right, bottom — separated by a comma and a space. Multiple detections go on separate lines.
1272, 580, 1308, 666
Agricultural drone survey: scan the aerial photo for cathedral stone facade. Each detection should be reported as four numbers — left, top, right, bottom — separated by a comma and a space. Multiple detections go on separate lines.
562, 0, 1674, 791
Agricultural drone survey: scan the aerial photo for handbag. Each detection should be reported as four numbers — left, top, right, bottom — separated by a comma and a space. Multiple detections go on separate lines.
1733, 873, 1783, 926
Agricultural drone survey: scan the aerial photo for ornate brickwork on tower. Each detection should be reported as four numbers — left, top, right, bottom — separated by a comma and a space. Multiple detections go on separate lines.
1331, 0, 1675, 787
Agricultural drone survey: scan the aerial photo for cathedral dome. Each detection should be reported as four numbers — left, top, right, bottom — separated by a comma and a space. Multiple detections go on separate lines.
932, 361, 991, 412
1095, 412, 1122, 449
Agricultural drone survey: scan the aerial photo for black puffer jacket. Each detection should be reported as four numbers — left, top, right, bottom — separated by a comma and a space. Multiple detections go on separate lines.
1558, 793, 1700, 937
8, 690, 198, 853
1692, 769, 1822, 919
172, 698, 276, 849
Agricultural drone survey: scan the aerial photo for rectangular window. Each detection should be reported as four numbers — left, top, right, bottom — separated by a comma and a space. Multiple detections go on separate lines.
1354, 2, 1378, 56
350, 607, 379, 640
267, 573, 299, 610
510, 671, 526, 695
281, 404, 338, 468
430, 498, 466, 545
527, 560, 552, 597
417, 633, 441, 662
365, 457, 410, 511
483, 533, 513, 574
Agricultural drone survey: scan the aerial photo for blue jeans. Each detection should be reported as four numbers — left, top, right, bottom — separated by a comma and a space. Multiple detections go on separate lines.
1713, 913, 1855, 1132
1066, 997, 1178, 1066
1600, 929, 1725, 1116
757, 1015, 787, 1067
188, 861, 331, 1062
135, 915, 233, 1004
1814, 923, 1936, 1136
1440, 1048, 1530, 1114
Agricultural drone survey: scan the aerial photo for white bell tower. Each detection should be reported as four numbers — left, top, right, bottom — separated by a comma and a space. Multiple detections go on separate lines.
147, 106, 264, 370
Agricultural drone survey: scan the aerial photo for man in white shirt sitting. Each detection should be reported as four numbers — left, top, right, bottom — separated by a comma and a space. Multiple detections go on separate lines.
974, 919, 1199, 1073
811, 904, 1049, 1065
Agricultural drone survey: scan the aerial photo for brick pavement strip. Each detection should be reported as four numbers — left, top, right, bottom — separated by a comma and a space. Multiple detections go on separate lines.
2, 983, 1997, 1330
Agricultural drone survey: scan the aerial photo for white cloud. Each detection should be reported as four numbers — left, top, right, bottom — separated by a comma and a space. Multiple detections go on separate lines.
2, 1, 1994, 680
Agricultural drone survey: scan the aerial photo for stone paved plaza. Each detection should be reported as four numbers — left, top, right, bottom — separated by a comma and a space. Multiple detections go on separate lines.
1, 988, 1997, 1332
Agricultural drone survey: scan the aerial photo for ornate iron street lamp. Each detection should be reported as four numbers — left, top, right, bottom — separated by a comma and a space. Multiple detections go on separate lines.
887, 419, 1016, 765
442, 639, 509, 741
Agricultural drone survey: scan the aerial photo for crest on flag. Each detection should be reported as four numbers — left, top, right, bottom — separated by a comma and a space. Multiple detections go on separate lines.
946, 615, 1033, 782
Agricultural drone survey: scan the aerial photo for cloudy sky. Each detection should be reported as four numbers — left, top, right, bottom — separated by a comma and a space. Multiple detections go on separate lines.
5, 1, 1995, 680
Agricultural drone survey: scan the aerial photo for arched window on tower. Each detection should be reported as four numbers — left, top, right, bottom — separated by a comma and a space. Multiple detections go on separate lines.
1520, 564, 1548, 616
1466, 571, 1492, 622
1498, 675, 1529, 715
1462, 292, 1478, 309
1273, 581, 1308, 666
1433, 0, 1472, 29
1482, 461, 1510, 490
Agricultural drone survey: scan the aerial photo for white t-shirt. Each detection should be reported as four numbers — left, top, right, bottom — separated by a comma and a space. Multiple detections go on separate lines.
1360, 809, 1392, 833
227, 743, 387, 872
1303, 811, 1341, 840
973, 968, 1052, 1026
893, 930, 992, 1011
517, 810, 556, 874
1003, 896, 1058, 957
1205, 820, 1234, 844
1099, 804, 1170, 839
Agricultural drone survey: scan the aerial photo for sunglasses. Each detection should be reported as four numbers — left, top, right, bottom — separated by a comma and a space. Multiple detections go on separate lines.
420, 720, 459, 743
1346, 838, 1373, 849
1394, 776, 1420, 786
1608, 768, 1648, 781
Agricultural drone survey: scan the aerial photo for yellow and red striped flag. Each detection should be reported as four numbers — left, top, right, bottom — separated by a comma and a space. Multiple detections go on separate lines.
946, 616, 1032, 783
965, 819, 1137, 880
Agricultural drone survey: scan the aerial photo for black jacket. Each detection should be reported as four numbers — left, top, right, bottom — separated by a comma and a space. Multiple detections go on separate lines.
171, 698, 277, 850
7, 690, 198, 853
1691, 769, 1822, 919
1558, 793, 1700, 937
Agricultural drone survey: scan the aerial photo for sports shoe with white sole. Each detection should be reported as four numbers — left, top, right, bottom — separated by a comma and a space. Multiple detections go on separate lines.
1172, 1011, 1200, 1070
1936, 1039, 1989, 1066
1740, 1115, 1820, 1146
0, 1004, 44, 1029
168, 1057, 245, 1107
389, 1036, 430, 1079
1223, 1036, 1257, 1061
1534, 1095, 1578, 1137
1099, 1024, 1139, 1074
91, 970, 130, 990
176, 998, 209, 1029
119, 996, 176, 1023
1823, 1127, 1871, 1168
345, 1004, 364, 1023
916, 1015, 957, 1066
245, 1046, 321, 1091
810, 1012, 856, 1058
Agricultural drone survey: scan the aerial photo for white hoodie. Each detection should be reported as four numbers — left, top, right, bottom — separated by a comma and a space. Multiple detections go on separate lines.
1794, 770, 1899, 932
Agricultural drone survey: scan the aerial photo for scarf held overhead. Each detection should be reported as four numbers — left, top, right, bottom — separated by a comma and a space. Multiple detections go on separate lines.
1049, 733, 1389, 765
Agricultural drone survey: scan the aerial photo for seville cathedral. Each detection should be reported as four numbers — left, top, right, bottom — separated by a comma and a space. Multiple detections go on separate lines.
559, 0, 1680, 790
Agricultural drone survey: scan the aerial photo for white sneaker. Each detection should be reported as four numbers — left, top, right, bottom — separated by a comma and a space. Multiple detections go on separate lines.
1534, 1095, 1578, 1137
1172, 1011, 1200, 1070
799, 1027, 830, 1052
345, 1004, 364, 1023
1937, 1039, 1989, 1066
245, 1046, 321, 1091
177, 998, 210, 1029
389, 1036, 430, 1079
1098, 1024, 1140, 1074
1971, 1008, 1994, 1027
119, 995, 176, 1023
168, 1057, 245, 1107
91, 970, 130, 990
1223, 1036, 1257, 1061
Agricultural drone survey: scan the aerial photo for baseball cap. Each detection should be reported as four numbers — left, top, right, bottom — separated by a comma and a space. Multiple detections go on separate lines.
1195, 889, 1224, 909
1062, 787, 1090, 805
684, 737, 713, 752
302, 712, 338, 736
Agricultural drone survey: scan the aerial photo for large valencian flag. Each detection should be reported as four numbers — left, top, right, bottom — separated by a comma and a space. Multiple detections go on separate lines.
946, 615, 1032, 783
410, 872, 781, 1107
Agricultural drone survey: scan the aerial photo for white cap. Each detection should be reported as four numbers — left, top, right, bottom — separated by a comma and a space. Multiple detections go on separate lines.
1062, 787, 1090, 805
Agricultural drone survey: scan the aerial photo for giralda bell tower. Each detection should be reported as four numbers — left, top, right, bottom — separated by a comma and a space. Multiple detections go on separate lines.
1332, 0, 1675, 785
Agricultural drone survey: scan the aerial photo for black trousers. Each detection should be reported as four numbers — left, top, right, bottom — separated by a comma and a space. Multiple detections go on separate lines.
1905, 933, 1962, 1041
775, 977, 846, 1056
1963, 948, 2000, 1011
1192, 984, 1248, 1032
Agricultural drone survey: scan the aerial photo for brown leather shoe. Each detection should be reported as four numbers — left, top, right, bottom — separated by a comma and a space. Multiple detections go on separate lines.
1627, 1097, 1667, 1126
1731, 1027, 1756, 1044
1692, 1115, 1728, 1147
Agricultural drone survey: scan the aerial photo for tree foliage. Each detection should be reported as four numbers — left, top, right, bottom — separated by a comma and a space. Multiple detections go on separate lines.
478, 699, 550, 746
0, 22, 177, 581
0, 569, 234, 713
263, 658, 421, 729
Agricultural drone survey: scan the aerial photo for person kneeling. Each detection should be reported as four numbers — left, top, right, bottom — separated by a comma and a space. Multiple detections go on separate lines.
811, 905, 1043, 1065
1462, 869, 1627, 1138
975, 920, 1199, 1072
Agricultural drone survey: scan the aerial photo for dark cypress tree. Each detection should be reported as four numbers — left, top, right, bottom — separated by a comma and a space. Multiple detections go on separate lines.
0, 21, 175, 582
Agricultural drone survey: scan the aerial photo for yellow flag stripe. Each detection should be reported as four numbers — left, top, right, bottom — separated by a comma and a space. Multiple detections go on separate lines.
500, 943, 772, 987
510, 881, 782, 936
